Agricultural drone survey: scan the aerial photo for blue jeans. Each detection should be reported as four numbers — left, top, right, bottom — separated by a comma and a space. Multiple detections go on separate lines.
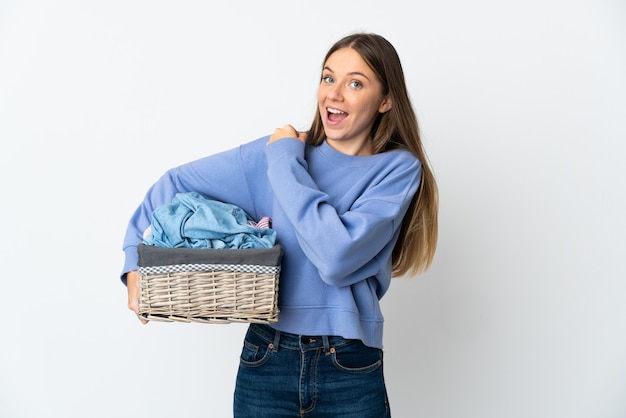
234, 323, 391, 417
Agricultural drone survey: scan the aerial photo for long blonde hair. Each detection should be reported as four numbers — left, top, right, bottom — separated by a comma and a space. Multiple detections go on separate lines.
308, 33, 438, 277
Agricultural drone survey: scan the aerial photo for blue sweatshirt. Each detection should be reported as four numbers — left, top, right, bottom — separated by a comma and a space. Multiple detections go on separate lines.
121, 136, 421, 348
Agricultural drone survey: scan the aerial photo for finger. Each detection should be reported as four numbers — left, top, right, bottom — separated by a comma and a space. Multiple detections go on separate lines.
268, 126, 296, 145
129, 301, 148, 324
286, 125, 298, 137
138, 315, 149, 325
126, 270, 148, 324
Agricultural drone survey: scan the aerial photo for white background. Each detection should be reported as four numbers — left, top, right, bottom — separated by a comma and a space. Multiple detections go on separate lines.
1, 1, 625, 417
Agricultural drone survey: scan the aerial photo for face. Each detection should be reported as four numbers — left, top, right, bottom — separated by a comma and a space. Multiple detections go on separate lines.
317, 47, 392, 156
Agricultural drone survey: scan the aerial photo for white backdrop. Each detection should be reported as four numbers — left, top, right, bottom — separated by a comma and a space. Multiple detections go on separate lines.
1, 1, 625, 417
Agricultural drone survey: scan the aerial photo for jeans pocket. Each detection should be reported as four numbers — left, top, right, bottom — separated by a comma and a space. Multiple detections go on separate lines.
331, 340, 383, 374
239, 328, 272, 368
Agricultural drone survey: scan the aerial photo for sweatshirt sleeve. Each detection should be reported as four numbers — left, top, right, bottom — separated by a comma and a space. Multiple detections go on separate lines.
120, 141, 261, 284
265, 138, 421, 287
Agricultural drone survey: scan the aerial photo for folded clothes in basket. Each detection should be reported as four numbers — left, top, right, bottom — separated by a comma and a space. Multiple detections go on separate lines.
142, 192, 276, 250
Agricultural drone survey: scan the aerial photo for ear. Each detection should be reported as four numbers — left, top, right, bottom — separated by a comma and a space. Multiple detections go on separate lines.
378, 95, 393, 113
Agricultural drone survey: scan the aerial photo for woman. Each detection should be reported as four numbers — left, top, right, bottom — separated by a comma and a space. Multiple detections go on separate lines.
122, 32, 438, 417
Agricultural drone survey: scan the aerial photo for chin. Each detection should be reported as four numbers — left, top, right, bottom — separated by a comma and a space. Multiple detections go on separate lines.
323, 128, 344, 142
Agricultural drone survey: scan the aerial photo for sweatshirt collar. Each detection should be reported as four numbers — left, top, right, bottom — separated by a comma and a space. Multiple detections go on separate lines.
316, 140, 383, 167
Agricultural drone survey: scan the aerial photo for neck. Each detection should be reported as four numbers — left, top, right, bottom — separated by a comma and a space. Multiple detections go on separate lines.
326, 138, 373, 156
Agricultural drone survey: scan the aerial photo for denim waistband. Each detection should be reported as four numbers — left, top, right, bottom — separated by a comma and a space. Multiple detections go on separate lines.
248, 323, 355, 353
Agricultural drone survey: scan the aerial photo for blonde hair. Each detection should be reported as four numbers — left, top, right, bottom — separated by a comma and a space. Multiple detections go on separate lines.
307, 33, 438, 277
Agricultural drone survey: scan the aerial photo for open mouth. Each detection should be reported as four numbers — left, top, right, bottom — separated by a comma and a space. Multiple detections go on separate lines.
327, 107, 347, 123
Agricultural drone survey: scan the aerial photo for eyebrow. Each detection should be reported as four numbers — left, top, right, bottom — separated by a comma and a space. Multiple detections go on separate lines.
323, 66, 371, 81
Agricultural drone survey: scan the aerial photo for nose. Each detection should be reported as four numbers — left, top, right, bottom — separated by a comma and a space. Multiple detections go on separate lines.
326, 83, 343, 101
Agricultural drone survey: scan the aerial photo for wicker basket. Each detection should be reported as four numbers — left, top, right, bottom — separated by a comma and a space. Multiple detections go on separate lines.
137, 244, 282, 324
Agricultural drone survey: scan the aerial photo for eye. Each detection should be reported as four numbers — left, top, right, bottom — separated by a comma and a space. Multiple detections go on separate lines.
349, 80, 363, 89
322, 76, 334, 84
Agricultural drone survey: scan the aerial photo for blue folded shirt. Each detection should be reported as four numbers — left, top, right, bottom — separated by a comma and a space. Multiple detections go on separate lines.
142, 192, 276, 249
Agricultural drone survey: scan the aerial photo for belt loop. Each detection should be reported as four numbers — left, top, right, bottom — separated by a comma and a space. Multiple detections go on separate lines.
271, 328, 281, 353
322, 335, 330, 353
